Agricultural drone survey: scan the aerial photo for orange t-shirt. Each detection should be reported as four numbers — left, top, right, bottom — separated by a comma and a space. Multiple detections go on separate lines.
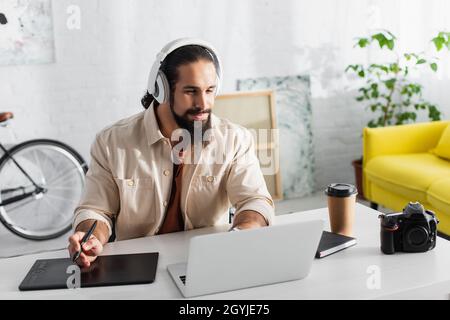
157, 163, 184, 234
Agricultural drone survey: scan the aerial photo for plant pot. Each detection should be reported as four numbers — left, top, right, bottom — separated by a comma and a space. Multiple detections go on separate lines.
352, 158, 365, 200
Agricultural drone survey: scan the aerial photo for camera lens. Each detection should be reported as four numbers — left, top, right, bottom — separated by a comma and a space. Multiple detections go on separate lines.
406, 226, 429, 247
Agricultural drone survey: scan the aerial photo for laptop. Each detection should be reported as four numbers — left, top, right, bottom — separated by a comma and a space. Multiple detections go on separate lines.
167, 220, 323, 297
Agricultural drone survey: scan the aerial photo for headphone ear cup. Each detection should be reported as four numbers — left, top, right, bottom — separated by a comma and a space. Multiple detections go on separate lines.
214, 75, 221, 97
154, 71, 170, 104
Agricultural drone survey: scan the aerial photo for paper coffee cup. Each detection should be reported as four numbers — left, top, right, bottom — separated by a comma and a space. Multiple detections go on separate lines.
325, 183, 358, 237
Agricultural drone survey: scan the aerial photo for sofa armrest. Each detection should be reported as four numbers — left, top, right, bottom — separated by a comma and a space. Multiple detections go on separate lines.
363, 121, 450, 166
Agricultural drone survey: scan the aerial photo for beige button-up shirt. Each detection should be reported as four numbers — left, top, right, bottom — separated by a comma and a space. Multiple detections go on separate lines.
73, 105, 274, 241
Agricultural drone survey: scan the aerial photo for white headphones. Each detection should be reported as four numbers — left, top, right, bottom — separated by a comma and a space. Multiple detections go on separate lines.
146, 38, 223, 104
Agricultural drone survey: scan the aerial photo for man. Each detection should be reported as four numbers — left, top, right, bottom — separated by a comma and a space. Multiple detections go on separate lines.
68, 38, 274, 268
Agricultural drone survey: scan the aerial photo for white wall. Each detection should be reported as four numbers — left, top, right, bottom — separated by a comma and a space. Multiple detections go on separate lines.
1, 0, 450, 193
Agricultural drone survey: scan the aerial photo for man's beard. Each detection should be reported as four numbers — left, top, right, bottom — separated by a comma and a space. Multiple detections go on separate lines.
170, 104, 212, 145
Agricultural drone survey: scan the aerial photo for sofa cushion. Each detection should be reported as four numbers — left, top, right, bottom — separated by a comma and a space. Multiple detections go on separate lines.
432, 124, 450, 160
427, 178, 450, 216
365, 153, 450, 203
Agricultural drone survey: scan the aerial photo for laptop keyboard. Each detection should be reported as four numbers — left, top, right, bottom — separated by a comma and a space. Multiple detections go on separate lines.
179, 275, 186, 285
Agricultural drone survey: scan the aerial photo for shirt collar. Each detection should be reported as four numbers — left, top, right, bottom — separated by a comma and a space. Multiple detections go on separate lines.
143, 103, 165, 146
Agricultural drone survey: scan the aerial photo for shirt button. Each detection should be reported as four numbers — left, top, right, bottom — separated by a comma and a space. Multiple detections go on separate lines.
207, 176, 214, 182
163, 201, 168, 207
163, 170, 170, 176
127, 180, 135, 187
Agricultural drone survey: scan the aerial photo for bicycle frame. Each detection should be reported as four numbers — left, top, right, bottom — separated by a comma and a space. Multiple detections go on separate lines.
0, 142, 46, 207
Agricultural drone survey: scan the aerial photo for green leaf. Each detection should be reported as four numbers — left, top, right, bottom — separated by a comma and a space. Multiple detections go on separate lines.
395, 113, 404, 124
410, 83, 422, 94
358, 87, 370, 99
416, 85, 422, 94
369, 31, 396, 50
345, 64, 364, 75
416, 59, 426, 64
387, 39, 395, 50
358, 70, 365, 78
384, 79, 396, 90
432, 37, 445, 51
389, 63, 400, 73
427, 105, 442, 121
400, 86, 407, 95
430, 63, 438, 72
367, 120, 377, 128
372, 33, 387, 49
395, 112, 417, 125
379, 116, 388, 127
357, 38, 370, 48
370, 64, 389, 73
377, 116, 387, 127
404, 53, 411, 61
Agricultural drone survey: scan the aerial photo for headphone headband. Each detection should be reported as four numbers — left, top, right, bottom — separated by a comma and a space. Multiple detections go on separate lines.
146, 38, 222, 102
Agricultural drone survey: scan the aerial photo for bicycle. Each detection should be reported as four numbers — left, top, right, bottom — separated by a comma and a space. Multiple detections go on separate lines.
0, 112, 88, 240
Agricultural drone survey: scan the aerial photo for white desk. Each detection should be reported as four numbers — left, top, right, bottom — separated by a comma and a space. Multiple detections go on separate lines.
1, 203, 449, 300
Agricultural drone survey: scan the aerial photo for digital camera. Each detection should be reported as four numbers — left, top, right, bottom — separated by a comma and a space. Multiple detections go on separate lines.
379, 202, 439, 254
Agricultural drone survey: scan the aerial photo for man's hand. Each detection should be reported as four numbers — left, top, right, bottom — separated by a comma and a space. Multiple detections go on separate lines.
231, 210, 268, 230
67, 219, 109, 268
68, 232, 103, 268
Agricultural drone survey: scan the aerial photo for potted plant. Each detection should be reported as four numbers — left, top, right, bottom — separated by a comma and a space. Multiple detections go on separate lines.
345, 30, 446, 199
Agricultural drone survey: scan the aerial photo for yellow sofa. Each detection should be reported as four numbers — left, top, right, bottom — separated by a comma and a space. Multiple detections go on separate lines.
363, 121, 450, 237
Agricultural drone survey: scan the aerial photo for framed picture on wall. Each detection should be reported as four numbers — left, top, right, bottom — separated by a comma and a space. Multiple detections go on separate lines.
0, 0, 55, 65
237, 74, 315, 199
214, 90, 282, 200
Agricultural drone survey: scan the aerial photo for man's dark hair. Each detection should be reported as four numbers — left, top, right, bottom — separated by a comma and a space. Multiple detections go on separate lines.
141, 45, 219, 109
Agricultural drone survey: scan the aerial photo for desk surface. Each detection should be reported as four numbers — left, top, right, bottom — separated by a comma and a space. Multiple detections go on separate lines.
1, 203, 450, 300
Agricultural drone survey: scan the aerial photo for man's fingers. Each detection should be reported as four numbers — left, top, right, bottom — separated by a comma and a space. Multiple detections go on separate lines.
74, 252, 90, 268
72, 231, 85, 242
81, 254, 90, 268
80, 252, 98, 264
68, 232, 89, 264
82, 239, 96, 251
68, 232, 101, 267
68, 237, 80, 252
82, 238, 103, 255
68, 240, 80, 258
68, 232, 85, 251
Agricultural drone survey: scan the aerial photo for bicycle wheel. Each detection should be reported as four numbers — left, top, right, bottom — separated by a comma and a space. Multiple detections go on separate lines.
0, 139, 88, 240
